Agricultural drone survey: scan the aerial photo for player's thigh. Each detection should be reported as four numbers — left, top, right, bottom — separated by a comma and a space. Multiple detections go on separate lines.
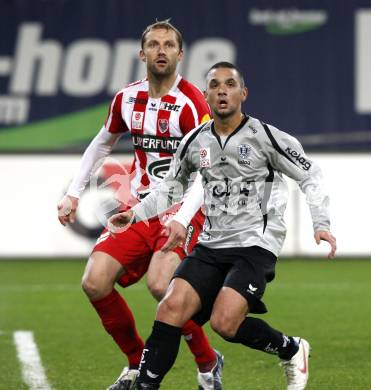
173, 245, 226, 326
157, 277, 202, 326
146, 250, 181, 300
146, 210, 205, 298
82, 251, 125, 292
91, 226, 153, 288
209, 286, 249, 337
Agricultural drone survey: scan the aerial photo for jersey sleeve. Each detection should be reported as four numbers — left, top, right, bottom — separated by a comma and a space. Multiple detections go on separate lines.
66, 126, 122, 198
66, 92, 127, 198
172, 172, 204, 228
262, 123, 330, 232
104, 91, 129, 134
179, 82, 211, 134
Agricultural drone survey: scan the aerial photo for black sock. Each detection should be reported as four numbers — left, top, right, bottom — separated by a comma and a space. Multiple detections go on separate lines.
227, 317, 299, 360
138, 320, 182, 387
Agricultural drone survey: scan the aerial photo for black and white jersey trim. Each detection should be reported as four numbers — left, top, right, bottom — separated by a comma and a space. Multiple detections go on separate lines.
211, 115, 249, 150
261, 121, 298, 168
260, 164, 274, 233
179, 122, 209, 161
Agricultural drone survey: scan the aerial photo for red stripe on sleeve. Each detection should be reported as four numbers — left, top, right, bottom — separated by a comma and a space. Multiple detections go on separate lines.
105, 91, 129, 134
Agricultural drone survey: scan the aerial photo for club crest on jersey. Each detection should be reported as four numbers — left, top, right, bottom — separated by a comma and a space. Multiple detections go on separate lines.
158, 119, 169, 133
200, 147, 211, 168
238, 144, 252, 165
132, 111, 144, 130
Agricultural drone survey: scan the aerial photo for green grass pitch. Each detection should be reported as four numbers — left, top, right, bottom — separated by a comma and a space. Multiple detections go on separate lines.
0, 259, 370, 389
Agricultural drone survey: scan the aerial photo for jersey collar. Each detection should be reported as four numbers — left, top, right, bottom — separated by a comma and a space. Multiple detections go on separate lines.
211, 114, 249, 150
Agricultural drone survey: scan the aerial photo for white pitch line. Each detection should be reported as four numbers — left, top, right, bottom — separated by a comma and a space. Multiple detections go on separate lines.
13, 331, 53, 390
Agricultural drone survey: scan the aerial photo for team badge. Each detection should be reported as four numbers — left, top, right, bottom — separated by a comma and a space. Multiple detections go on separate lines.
199, 147, 211, 168
131, 111, 144, 130
238, 144, 252, 165
158, 119, 169, 133
238, 144, 251, 159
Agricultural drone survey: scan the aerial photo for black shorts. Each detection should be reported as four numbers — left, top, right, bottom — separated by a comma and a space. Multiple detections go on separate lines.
173, 244, 277, 326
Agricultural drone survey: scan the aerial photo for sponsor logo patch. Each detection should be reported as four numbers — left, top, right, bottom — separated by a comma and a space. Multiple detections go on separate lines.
159, 102, 181, 112
131, 111, 144, 130
127, 96, 148, 105
285, 147, 312, 170
132, 134, 181, 153
199, 147, 211, 167
184, 225, 195, 255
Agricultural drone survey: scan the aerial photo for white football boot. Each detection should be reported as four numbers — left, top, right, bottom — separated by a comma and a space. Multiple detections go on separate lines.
280, 337, 311, 390
197, 350, 224, 390
107, 366, 139, 390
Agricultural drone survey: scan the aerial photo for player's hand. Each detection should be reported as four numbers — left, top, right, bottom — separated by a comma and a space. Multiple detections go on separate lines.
107, 210, 134, 236
57, 195, 79, 226
314, 230, 337, 259
161, 220, 187, 252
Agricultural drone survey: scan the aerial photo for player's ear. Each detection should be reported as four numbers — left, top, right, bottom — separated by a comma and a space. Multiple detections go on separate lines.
177, 48, 184, 62
139, 50, 146, 62
241, 86, 248, 102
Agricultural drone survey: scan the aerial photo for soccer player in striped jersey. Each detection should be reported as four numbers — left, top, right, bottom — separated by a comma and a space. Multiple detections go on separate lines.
108, 62, 337, 390
57, 21, 223, 390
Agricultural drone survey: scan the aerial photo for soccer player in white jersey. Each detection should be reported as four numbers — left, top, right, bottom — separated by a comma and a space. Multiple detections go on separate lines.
108, 62, 337, 390
57, 21, 223, 390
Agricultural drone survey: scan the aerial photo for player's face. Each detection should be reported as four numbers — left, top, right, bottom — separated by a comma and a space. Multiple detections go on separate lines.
140, 28, 183, 77
205, 68, 247, 119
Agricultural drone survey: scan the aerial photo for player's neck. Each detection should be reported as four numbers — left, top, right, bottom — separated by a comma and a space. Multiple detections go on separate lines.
214, 112, 245, 136
147, 72, 178, 98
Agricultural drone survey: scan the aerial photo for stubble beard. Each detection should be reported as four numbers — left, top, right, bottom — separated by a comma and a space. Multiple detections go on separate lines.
148, 62, 177, 79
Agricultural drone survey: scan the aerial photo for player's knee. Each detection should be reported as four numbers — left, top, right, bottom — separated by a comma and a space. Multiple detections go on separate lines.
158, 294, 185, 319
147, 252, 179, 301
147, 278, 168, 301
210, 312, 239, 339
81, 274, 111, 301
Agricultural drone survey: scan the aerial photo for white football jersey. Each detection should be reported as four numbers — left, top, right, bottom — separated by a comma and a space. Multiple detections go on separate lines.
132, 115, 331, 256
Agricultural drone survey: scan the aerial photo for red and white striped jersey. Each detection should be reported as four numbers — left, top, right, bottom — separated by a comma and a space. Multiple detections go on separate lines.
104, 74, 211, 198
